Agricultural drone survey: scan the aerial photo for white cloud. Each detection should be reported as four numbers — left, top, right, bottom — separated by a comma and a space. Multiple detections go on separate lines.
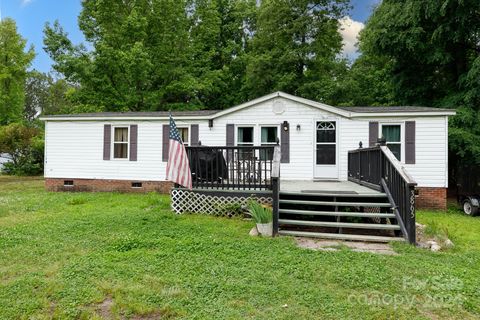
21, 0, 33, 7
338, 16, 364, 60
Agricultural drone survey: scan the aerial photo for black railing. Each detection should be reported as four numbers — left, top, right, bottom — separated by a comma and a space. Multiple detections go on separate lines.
348, 145, 417, 244
186, 146, 275, 190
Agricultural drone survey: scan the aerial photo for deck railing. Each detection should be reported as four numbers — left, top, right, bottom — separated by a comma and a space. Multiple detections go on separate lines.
348, 144, 417, 243
186, 145, 276, 190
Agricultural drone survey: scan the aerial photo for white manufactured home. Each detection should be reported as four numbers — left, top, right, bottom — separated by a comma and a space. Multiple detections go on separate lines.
41, 92, 455, 243
42, 92, 453, 201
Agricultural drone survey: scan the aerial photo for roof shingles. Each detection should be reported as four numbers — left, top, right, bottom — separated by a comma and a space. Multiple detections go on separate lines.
337, 106, 453, 113
42, 110, 221, 118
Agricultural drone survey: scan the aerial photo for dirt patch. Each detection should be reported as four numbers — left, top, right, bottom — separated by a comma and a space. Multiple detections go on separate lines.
295, 237, 398, 255
96, 296, 115, 319
131, 312, 164, 320
92, 296, 168, 320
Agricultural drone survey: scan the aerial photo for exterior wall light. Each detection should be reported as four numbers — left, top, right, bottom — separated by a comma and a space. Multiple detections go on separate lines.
296, 124, 301, 131
283, 121, 289, 131
208, 119, 214, 128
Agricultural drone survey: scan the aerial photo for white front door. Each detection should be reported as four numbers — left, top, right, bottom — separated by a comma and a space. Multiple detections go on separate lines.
314, 120, 339, 179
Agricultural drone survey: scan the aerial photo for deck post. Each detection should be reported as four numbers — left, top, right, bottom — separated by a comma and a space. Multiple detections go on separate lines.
272, 176, 279, 236
405, 185, 416, 244
271, 145, 281, 237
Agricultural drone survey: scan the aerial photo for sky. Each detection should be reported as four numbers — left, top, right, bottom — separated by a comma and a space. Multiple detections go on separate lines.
0, 0, 380, 73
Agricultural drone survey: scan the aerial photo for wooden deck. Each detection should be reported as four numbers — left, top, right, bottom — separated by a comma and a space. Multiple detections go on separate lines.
280, 180, 382, 195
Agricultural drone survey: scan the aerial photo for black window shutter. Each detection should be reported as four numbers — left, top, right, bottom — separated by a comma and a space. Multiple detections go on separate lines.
129, 125, 138, 161
103, 124, 111, 160
162, 124, 170, 162
405, 121, 416, 164
226, 124, 235, 146
191, 124, 199, 146
369, 122, 379, 147
280, 122, 290, 163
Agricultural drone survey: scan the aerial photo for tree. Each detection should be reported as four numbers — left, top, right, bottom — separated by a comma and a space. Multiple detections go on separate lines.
356, 0, 480, 168
0, 18, 35, 125
24, 71, 49, 121
243, 0, 349, 104
24, 71, 74, 119
188, 0, 257, 108
336, 54, 397, 107
44, 0, 258, 111
44, 0, 196, 111
359, 0, 480, 107
0, 123, 44, 175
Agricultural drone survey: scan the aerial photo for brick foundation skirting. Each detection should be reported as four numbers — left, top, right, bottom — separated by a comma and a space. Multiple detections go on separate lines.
45, 178, 447, 210
45, 178, 173, 194
415, 187, 447, 211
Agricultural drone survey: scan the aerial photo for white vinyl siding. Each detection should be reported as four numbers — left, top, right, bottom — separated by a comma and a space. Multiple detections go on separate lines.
337, 117, 448, 187
44, 97, 449, 188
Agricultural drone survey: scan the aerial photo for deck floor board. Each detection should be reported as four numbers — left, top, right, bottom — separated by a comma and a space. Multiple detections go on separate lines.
280, 180, 381, 195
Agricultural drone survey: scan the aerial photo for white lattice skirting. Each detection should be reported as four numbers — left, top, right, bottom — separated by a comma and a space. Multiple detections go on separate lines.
171, 188, 273, 215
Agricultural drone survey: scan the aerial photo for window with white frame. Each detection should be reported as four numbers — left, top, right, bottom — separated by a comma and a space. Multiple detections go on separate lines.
178, 127, 189, 146
113, 127, 129, 159
237, 127, 254, 146
382, 124, 401, 161
260, 126, 278, 160
237, 126, 254, 160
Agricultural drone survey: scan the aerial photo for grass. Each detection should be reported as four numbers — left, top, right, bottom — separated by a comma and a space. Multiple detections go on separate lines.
0, 176, 479, 319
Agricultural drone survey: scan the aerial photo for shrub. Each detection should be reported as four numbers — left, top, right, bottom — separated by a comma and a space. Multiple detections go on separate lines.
247, 200, 272, 224
0, 123, 44, 175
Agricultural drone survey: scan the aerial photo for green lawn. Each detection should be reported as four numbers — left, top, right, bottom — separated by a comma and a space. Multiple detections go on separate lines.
0, 177, 479, 319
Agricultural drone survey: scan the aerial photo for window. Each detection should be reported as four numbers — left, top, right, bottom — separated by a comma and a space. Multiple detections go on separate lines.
178, 127, 189, 146
382, 125, 401, 160
131, 182, 142, 188
260, 126, 278, 160
237, 127, 254, 160
237, 127, 254, 146
64, 180, 74, 187
113, 127, 129, 159
316, 121, 336, 165
261, 127, 277, 145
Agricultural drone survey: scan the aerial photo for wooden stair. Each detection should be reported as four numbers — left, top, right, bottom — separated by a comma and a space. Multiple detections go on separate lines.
277, 191, 405, 242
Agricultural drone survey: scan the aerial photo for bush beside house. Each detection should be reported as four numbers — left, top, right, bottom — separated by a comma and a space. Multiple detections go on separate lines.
0, 123, 44, 176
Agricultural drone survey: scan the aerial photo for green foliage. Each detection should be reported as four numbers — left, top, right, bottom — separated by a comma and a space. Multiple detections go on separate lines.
356, 0, 480, 168
424, 219, 450, 242
43, 0, 351, 111
45, 0, 248, 111
0, 123, 44, 175
247, 200, 272, 223
215, 202, 245, 217
1, 177, 480, 318
337, 54, 397, 106
0, 18, 35, 125
244, 0, 349, 104
24, 71, 76, 119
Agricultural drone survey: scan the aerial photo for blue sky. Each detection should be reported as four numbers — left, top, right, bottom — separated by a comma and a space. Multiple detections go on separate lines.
0, 0, 379, 73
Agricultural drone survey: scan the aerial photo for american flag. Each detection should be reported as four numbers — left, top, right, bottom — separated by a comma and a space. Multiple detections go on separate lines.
166, 114, 192, 189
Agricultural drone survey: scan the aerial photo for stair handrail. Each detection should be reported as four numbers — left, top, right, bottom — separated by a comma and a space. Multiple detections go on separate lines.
379, 146, 416, 185
348, 144, 417, 244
